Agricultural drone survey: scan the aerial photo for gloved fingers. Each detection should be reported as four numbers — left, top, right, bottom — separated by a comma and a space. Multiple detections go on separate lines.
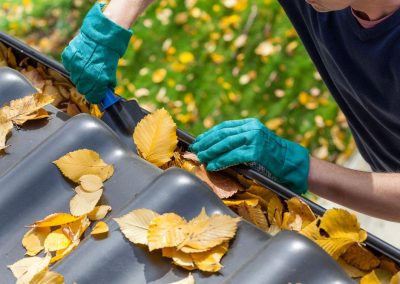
191, 121, 262, 153
205, 145, 256, 171
77, 62, 108, 104
197, 130, 258, 163
195, 119, 255, 142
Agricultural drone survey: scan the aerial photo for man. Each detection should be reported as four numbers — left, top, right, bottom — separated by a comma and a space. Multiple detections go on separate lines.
62, 0, 400, 221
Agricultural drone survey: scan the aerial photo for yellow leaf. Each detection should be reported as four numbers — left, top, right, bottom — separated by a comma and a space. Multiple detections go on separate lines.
267, 195, 283, 227
300, 218, 321, 240
223, 198, 259, 207
281, 212, 302, 231
91, 221, 109, 236
0, 92, 54, 125
32, 213, 81, 228
178, 208, 240, 253
133, 109, 178, 167
51, 217, 90, 264
191, 242, 229, 272
22, 227, 51, 256
88, 205, 112, 221
8, 253, 51, 284
114, 208, 160, 245
147, 213, 188, 251
247, 185, 278, 207
79, 174, 103, 192
0, 119, 12, 151
44, 228, 71, 252
237, 203, 268, 231
235, 192, 269, 210
30, 270, 64, 284
53, 149, 114, 182
162, 247, 196, 270
69, 188, 103, 216
391, 272, 400, 284
193, 165, 242, 199
360, 270, 381, 284
50, 242, 78, 264
317, 209, 367, 259
380, 256, 400, 275
152, 68, 167, 83
286, 197, 316, 228
168, 273, 195, 284
341, 243, 380, 271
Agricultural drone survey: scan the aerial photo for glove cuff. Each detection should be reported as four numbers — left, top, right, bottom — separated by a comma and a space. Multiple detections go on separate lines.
281, 140, 310, 195
81, 3, 133, 57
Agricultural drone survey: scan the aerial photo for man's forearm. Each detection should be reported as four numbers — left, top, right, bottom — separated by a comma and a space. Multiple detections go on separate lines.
308, 157, 400, 221
103, 0, 150, 29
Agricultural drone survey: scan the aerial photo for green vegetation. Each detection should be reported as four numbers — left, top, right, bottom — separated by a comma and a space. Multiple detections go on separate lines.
0, 0, 354, 163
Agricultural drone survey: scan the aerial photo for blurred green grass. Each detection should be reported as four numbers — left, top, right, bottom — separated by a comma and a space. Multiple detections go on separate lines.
0, 0, 354, 163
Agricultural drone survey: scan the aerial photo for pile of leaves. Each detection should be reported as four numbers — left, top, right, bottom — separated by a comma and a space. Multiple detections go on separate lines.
115, 208, 240, 272
0, 42, 101, 118
8, 149, 114, 283
133, 108, 400, 283
0, 92, 54, 151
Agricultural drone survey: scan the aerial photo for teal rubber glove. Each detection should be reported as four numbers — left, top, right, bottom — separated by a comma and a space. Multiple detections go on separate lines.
61, 3, 133, 104
190, 118, 310, 195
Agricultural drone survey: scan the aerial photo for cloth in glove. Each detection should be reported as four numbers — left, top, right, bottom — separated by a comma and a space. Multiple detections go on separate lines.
62, 3, 133, 103
190, 118, 310, 195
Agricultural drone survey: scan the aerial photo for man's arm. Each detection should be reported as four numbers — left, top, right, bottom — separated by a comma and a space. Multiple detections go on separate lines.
308, 157, 400, 222
103, 0, 154, 29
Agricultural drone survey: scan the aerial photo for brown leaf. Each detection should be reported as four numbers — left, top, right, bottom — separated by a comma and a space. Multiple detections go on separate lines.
193, 165, 242, 198
341, 243, 380, 271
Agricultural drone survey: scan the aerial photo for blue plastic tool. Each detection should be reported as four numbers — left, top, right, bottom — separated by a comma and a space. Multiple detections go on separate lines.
99, 88, 121, 112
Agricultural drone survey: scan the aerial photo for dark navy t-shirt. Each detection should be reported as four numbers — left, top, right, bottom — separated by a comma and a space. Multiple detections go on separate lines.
279, 1, 400, 172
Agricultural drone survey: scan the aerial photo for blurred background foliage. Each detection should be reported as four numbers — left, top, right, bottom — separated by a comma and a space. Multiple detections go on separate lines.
0, 0, 354, 163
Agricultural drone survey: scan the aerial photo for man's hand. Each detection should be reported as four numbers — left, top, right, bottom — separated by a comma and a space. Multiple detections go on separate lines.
190, 118, 310, 194
62, 0, 155, 103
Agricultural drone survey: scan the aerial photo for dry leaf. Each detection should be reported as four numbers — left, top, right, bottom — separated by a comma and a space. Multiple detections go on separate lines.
341, 243, 380, 271
32, 213, 81, 228
391, 272, 400, 284
30, 270, 65, 284
316, 209, 367, 259
8, 253, 51, 284
162, 247, 196, 270
70, 188, 103, 216
79, 174, 103, 192
237, 203, 268, 231
91, 221, 109, 236
286, 197, 316, 228
247, 185, 278, 206
114, 208, 160, 245
53, 149, 114, 182
223, 198, 259, 207
147, 213, 188, 251
235, 192, 269, 210
133, 108, 178, 167
50, 242, 78, 264
360, 270, 381, 284
267, 195, 283, 227
193, 165, 242, 198
44, 228, 71, 252
168, 273, 195, 284
0, 92, 54, 125
182, 152, 200, 164
0, 119, 13, 151
22, 227, 51, 256
178, 208, 240, 253
191, 242, 229, 272
380, 256, 400, 275
88, 205, 112, 221
281, 212, 303, 231
300, 218, 321, 240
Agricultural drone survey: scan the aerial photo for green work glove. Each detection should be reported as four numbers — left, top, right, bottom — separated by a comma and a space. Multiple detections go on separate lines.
190, 118, 310, 194
61, 3, 133, 103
